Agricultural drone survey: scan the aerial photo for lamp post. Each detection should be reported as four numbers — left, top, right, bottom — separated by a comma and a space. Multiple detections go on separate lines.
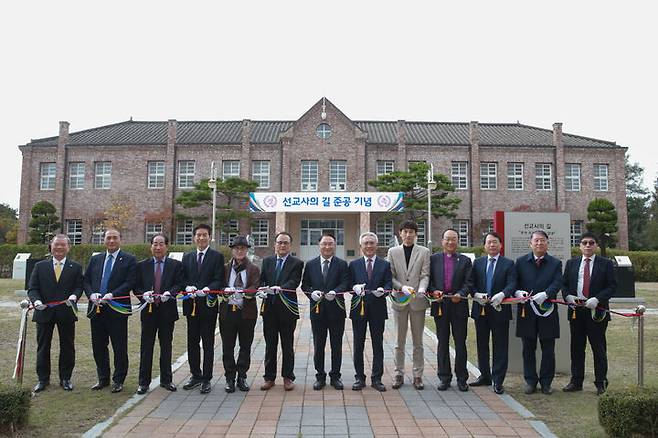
208, 161, 217, 247
426, 164, 437, 249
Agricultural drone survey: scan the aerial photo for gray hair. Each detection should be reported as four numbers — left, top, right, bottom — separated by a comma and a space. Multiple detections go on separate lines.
359, 232, 378, 244
50, 234, 71, 245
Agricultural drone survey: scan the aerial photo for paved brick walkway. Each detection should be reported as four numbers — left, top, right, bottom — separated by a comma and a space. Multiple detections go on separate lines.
103, 297, 544, 437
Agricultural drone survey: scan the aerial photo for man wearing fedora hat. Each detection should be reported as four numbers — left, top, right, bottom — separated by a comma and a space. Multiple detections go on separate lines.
220, 236, 261, 393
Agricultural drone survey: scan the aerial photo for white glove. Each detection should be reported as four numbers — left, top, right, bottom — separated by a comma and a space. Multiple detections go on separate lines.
34, 300, 47, 311
256, 290, 268, 299
401, 285, 414, 296
270, 286, 281, 294
353, 284, 365, 296
532, 292, 548, 305
491, 292, 505, 308
515, 290, 529, 299
311, 290, 323, 302
66, 294, 77, 307
90, 293, 101, 303
325, 290, 336, 301
417, 288, 426, 296
473, 292, 488, 305
565, 295, 577, 305
195, 288, 207, 297
161, 291, 171, 302
185, 285, 197, 293
143, 291, 155, 304
102, 293, 113, 302
224, 286, 235, 294
373, 287, 385, 297
585, 297, 599, 310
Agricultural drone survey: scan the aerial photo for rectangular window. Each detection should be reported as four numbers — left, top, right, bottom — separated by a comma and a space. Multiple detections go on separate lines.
66, 219, 82, 245
507, 162, 524, 190
251, 219, 269, 247
94, 161, 112, 189
571, 220, 584, 246
219, 219, 239, 246
451, 161, 468, 190
252, 160, 271, 189
178, 160, 195, 189
480, 162, 497, 190
40, 162, 56, 191
222, 160, 240, 179
376, 160, 395, 178
376, 220, 395, 247
535, 163, 552, 191
176, 220, 194, 245
329, 160, 347, 191
301, 160, 318, 191
91, 222, 105, 244
565, 163, 581, 191
145, 223, 163, 243
416, 221, 426, 247
482, 219, 494, 240
594, 164, 609, 191
68, 162, 85, 190
452, 219, 470, 247
147, 161, 165, 189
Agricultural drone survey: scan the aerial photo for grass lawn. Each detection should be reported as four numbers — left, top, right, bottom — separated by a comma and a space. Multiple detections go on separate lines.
0, 279, 189, 437
426, 286, 657, 438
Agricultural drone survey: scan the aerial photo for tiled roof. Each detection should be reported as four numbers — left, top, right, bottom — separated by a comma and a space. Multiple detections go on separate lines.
26, 120, 618, 149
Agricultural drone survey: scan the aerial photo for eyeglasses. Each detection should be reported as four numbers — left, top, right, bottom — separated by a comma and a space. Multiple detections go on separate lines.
581, 240, 597, 246
275, 241, 290, 245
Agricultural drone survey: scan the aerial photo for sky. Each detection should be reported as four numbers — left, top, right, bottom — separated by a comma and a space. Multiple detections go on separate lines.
2, 1, 657, 212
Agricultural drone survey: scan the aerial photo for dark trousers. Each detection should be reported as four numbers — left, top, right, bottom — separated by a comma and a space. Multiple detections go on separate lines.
186, 314, 217, 381
352, 318, 384, 382
219, 309, 256, 381
36, 320, 75, 382
138, 317, 175, 386
263, 316, 296, 381
474, 317, 509, 385
91, 315, 128, 384
521, 336, 556, 388
311, 317, 345, 381
434, 315, 468, 383
569, 308, 608, 386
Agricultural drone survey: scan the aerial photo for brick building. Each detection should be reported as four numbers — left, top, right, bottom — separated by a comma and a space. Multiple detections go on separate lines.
17, 97, 628, 259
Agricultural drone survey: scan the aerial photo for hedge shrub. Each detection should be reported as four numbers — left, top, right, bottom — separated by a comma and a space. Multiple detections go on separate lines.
0, 384, 30, 432
599, 386, 658, 437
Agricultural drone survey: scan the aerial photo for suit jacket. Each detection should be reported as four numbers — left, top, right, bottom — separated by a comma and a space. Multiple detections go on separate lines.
28, 257, 83, 323
562, 255, 616, 322
259, 254, 304, 322
470, 255, 516, 322
135, 257, 183, 323
181, 248, 225, 318
428, 252, 472, 318
301, 255, 350, 321
83, 250, 137, 319
387, 244, 431, 312
515, 252, 563, 339
220, 258, 260, 320
348, 256, 393, 321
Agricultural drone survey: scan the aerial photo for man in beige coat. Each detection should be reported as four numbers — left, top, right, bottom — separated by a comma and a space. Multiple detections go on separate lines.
387, 220, 431, 390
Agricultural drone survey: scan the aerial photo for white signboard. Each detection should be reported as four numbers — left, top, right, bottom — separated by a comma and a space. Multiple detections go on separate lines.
12, 253, 31, 280
249, 192, 404, 213
503, 212, 571, 263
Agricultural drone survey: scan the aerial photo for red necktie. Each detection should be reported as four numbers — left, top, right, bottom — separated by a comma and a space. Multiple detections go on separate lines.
367, 258, 373, 281
154, 259, 163, 294
535, 257, 542, 268
583, 258, 591, 298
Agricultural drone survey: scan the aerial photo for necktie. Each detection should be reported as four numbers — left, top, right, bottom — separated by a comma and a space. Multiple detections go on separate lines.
197, 252, 204, 273
367, 258, 373, 281
54, 261, 62, 282
322, 259, 329, 280
154, 259, 163, 294
234, 264, 245, 288
535, 257, 542, 268
274, 258, 284, 283
486, 257, 495, 295
583, 258, 591, 298
100, 254, 114, 294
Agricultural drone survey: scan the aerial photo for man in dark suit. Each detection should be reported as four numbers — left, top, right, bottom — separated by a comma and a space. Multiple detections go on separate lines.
515, 229, 563, 395
181, 224, 225, 394
469, 232, 516, 394
83, 228, 137, 393
562, 232, 616, 395
302, 232, 350, 391
28, 234, 83, 393
428, 228, 473, 392
135, 234, 183, 395
220, 235, 260, 393
349, 231, 392, 392
259, 231, 304, 391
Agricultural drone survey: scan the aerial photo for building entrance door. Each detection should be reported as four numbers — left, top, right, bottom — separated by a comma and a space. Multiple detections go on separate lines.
300, 219, 345, 261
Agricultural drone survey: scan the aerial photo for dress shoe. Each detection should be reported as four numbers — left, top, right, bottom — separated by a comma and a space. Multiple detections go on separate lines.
111, 382, 123, 393
313, 379, 326, 390
541, 385, 553, 395
237, 377, 250, 392
457, 381, 469, 392
493, 383, 504, 394
225, 380, 235, 393
91, 381, 109, 391
60, 380, 73, 391
183, 377, 202, 390
33, 381, 49, 393
562, 382, 583, 392
413, 377, 424, 390
352, 379, 365, 391
260, 380, 275, 391
283, 378, 295, 391
200, 381, 212, 394
160, 382, 177, 392
371, 381, 386, 392
524, 383, 536, 394
596, 385, 606, 396
437, 380, 450, 391
136, 385, 148, 395
469, 375, 492, 387
392, 375, 404, 389
330, 378, 344, 390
